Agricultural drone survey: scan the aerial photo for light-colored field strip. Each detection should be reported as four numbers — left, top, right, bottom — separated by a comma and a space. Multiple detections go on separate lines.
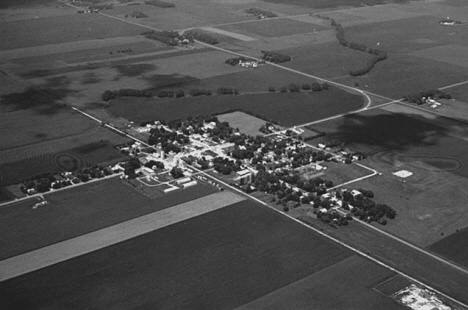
0, 191, 244, 282
198, 26, 256, 41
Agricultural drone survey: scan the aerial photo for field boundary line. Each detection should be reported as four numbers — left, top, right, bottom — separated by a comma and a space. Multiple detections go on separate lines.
0, 191, 244, 282
439, 79, 468, 90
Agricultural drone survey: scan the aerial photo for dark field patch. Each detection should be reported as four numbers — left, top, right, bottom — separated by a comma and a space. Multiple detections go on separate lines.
309, 108, 468, 178
0, 187, 14, 203
428, 228, 468, 269
237, 255, 405, 310
262, 0, 408, 9
80, 72, 102, 85
114, 63, 156, 77
0, 200, 352, 310
0, 14, 144, 51
0, 108, 97, 151
109, 87, 364, 126
0, 87, 71, 114
0, 0, 54, 8
0, 178, 217, 260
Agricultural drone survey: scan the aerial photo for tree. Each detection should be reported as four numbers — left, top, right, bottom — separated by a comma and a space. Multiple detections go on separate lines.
311, 82, 322, 92
170, 166, 184, 179
288, 83, 300, 92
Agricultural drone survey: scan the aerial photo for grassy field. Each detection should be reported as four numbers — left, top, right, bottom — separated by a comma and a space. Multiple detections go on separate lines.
428, 228, 468, 269
109, 87, 364, 126
0, 200, 353, 310
0, 177, 217, 260
237, 255, 406, 310
218, 111, 269, 136
0, 14, 144, 51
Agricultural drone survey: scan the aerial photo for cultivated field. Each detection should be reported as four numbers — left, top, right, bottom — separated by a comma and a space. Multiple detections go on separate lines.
263, 0, 410, 9
279, 41, 375, 80
0, 124, 129, 186
298, 212, 468, 306
0, 177, 217, 260
218, 18, 327, 38
109, 87, 364, 126
236, 255, 406, 310
0, 200, 355, 310
428, 228, 468, 269
0, 190, 243, 281
310, 106, 468, 246
0, 13, 144, 51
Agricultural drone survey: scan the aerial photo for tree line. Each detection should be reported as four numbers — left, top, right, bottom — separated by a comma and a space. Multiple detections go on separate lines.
318, 15, 388, 76
144, 0, 175, 8
403, 89, 451, 105
261, 50, 291, 63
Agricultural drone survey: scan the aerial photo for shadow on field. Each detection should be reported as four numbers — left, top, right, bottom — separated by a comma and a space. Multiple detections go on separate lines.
114, 63, 156, 78
81, 72, 102, 85
143, 73, 199, 90
0, 0, 54, 8
332, 112, 447, 150
0, 75, 77, 115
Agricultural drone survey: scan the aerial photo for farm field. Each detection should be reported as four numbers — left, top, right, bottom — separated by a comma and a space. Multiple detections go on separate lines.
236, 255, 406, 310
446, 82, 468, 104
0, 177, 217, 260
309, 106, 468, 246
0, 200, 354, 310
297, 212, 468, 307
218, 18, 327, 38
109, 87, 364, 126
262, 0, 410, 9
279, 41, 375, 79
0, 108, 97, 150
180, 64, 320, 93
0, 125, 129, 186
0, 13, 144, 51
218, 111, 269, 136
10, 40, 172, 66
104, 2, 251, 31
428, 228, 468, 269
